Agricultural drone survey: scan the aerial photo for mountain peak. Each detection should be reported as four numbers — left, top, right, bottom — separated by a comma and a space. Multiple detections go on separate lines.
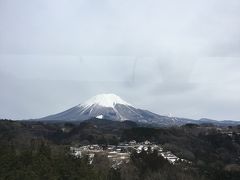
80, 93, 132, 108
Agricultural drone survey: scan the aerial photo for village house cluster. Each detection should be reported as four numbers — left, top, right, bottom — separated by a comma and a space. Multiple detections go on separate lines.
70, 140, 190, 168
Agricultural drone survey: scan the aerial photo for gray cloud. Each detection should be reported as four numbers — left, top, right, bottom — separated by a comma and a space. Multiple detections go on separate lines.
0, 0, 240, 120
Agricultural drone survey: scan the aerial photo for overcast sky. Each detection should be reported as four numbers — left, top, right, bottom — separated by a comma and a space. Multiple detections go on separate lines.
0, 0, 240, 120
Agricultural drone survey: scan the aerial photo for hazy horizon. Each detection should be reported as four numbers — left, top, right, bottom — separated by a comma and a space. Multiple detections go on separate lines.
0, 0, 240, 121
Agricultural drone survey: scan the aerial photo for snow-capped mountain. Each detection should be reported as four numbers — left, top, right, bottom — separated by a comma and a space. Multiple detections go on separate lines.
37, 93, 240, 126
39, 93, 180, 125
81, 93, 132, 108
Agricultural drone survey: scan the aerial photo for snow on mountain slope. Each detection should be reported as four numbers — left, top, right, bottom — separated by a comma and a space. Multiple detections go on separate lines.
40, 93, 134, 121
96, 115, 104, 119
38, 93, 195, 126
80, 94, 132, 108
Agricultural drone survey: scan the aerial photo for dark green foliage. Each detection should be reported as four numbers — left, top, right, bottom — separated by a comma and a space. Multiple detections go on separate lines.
0, 142, 121, 180
0, 119, 240, 179
128, 149, 205, 180
131, 149, 170, 172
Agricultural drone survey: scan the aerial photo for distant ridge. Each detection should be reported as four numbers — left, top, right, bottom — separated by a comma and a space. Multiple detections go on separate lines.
37, 93, 240, 127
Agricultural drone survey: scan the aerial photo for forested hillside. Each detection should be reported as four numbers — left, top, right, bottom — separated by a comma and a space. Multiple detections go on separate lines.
0, 119, 240, 180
